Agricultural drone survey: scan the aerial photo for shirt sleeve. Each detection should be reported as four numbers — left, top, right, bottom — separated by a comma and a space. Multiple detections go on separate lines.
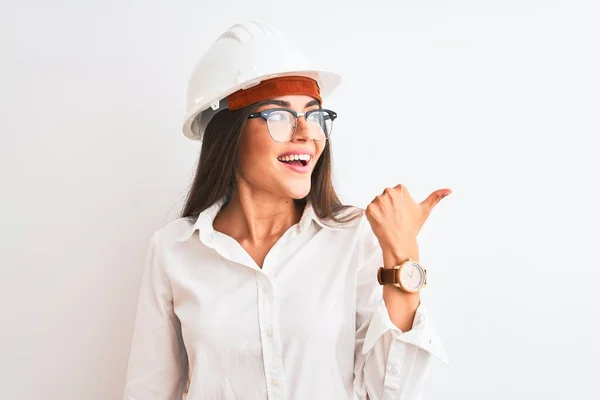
353, 219, 449, 400
123, 231, 189, 400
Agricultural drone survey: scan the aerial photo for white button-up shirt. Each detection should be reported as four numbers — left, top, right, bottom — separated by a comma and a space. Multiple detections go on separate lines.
123, 198, 449, 400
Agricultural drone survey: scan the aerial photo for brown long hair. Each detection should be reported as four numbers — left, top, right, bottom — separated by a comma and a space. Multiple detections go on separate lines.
180, 101, 362, 225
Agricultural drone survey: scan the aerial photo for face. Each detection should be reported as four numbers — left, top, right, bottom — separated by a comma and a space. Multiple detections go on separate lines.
236, 94, 327, 200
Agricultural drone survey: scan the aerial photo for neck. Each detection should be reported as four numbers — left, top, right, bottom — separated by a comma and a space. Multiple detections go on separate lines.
214, 183, 303, 244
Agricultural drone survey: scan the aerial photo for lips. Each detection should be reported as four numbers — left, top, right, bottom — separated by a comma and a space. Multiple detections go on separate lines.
279, 160, 311, 173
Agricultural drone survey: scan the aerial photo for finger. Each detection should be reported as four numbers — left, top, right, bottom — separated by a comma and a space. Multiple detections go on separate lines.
420, 188, 452, 216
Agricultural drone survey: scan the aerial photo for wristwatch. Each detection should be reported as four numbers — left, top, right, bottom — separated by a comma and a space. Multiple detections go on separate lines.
377, 259, 427, 293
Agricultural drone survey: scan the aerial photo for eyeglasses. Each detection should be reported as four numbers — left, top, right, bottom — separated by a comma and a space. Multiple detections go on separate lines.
247, 108, 337, 142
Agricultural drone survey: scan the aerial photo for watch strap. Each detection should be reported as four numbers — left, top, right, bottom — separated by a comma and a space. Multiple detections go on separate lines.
377, 267, 399, 285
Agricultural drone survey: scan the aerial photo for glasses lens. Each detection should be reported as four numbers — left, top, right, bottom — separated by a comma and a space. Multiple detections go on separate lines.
307, 110, 333, 140
267, 110, 295, 142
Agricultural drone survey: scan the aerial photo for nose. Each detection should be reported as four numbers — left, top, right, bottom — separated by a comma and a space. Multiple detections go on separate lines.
292, 115, 312, 143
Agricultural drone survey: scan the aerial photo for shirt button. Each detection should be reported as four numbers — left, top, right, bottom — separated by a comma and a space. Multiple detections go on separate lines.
265, 328, 273, 338
270, 379, 279, 387
262, 284, 270, 293
390, 366, 398, 376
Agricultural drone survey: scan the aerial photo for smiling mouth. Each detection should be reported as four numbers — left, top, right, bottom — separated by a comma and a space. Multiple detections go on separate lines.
277, 154, 311, 167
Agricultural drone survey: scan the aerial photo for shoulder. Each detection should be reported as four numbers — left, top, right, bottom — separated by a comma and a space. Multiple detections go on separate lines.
335, 207, 379, 253
318, 207, 382, 270
150, 216, 196, 245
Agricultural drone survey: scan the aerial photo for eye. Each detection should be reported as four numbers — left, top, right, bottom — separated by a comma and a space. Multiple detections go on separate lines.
267, 110, 294, 123
307, 111, 324, 122
269, 112, 286, 121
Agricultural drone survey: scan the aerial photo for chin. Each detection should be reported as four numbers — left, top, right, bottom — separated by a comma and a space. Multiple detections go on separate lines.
283, 183, 311, 200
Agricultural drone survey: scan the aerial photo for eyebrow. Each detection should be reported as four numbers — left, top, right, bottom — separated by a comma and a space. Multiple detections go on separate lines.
259, 99, 321, 109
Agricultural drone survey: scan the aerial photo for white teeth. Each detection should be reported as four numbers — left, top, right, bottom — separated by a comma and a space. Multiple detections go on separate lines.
277, 154, 312, 162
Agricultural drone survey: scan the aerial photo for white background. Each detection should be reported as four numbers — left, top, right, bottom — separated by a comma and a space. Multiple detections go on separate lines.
1, 0, 599, 399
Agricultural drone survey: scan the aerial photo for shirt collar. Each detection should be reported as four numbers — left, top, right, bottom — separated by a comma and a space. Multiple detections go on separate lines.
174, 197, 333, 243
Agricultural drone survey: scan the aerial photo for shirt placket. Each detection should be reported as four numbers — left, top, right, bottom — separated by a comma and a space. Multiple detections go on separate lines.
256, 251, 286, 400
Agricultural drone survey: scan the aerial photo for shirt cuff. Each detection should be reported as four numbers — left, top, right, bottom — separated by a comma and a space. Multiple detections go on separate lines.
361, 301, 450, 366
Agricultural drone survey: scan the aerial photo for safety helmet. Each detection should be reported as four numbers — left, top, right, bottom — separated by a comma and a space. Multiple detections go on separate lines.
182, 21, 342, 141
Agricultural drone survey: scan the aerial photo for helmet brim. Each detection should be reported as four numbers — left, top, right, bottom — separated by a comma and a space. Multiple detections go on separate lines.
182, 69, 341, 142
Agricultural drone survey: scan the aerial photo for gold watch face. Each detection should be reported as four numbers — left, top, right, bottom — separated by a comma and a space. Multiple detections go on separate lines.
399, 261, 425, 291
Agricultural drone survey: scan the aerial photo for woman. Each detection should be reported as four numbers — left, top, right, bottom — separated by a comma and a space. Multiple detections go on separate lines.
124, 21, 451, 400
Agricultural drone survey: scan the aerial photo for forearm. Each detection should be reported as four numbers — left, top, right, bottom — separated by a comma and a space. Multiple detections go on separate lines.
381, 244, 421, 332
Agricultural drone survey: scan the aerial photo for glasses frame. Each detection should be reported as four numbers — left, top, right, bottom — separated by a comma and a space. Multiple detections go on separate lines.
247, 107, 338, 142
